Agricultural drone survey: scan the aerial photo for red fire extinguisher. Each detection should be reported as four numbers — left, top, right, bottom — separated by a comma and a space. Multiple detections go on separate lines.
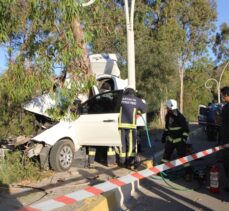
209, 165, 220, 193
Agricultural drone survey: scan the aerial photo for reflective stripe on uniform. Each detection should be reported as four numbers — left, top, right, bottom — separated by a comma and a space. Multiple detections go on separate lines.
133, 108, 137, 125
118, 123, 136, 129
127, 130, 133, 157
89, 151, 96, 156
107, 147, 116, 156
173, 138, 182, 143
182, 132, 189, 137
119, 152, 126, 158
169, 127, 182, 131
166, 136, 182, 143
118, 107, 137, 129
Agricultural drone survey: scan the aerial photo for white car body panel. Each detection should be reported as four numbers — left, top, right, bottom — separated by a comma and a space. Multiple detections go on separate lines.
97, 74, 128, 90
76, 113, 121, 146
32, 120, 79, 148
32, 113, 121, 148
89, 54, 120, 77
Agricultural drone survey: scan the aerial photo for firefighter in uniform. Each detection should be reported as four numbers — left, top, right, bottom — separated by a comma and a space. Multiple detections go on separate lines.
161, 99, 192, 181
118, 86, 147, 168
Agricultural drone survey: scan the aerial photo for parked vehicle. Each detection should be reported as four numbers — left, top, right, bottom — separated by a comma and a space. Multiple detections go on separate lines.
198, 103, 222, 142
198, 105, 208, 126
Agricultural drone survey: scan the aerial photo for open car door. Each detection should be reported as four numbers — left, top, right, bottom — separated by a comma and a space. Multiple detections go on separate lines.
76, 90, 123, 147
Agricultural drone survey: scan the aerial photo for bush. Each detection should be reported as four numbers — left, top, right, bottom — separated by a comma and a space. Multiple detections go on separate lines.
0, 151, 50, 184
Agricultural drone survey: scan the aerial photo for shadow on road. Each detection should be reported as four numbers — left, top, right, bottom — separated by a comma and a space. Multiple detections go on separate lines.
124, 177, 213, 211
0, 182, 23, 210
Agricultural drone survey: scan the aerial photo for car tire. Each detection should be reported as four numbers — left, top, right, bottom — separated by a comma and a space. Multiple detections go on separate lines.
49, 139, 74, 172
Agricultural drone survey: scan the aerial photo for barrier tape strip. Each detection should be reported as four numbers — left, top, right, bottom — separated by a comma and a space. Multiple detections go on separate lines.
18, 143, 229, 211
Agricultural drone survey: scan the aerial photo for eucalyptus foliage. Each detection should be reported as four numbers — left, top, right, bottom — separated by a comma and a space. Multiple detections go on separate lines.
213, 23, 229, 63
0, 0, 99, 136
0, 0, 226, 137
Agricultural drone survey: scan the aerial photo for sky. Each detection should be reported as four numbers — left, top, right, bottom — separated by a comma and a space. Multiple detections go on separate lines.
0, 0, 229, 74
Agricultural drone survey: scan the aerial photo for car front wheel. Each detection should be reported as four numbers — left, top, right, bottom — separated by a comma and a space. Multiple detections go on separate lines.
49, 139, 74, 172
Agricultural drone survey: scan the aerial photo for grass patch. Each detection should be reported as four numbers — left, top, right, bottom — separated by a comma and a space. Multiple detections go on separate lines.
0, 150, 51, 185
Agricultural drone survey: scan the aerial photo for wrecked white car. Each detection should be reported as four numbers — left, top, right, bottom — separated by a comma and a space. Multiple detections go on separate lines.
0, 54, 146, 172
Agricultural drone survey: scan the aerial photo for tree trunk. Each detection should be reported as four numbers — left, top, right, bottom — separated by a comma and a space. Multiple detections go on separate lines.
179, 66, 184, 113
71, 17, 91, 75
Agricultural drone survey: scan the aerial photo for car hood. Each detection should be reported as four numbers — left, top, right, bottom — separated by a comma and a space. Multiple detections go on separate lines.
23, 93, 55, 118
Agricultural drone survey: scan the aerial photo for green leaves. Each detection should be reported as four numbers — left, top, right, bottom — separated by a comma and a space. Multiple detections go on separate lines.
213, 23, 229, 62
0, 0, 223, 133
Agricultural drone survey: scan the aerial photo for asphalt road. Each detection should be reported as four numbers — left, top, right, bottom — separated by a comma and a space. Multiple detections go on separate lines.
0, 123, 229, 211
123, 124, 229, 211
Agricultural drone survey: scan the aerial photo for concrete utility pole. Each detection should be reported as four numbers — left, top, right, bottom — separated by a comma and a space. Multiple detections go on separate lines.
124, 0, 136, 90
80, 0, 137, 89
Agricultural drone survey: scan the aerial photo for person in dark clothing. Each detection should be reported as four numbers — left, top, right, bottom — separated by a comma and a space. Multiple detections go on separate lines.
161, 99, 192, 181
118, 85, 147, 169
220, 86, 229, 192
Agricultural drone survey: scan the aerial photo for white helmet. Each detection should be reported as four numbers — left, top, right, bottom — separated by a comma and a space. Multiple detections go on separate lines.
165, 99, 178, 110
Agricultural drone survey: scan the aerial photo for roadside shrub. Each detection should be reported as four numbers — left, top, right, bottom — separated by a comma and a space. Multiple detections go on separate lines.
0, 151, 49, 184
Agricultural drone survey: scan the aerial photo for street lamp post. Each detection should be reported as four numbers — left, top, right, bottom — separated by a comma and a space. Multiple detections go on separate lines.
219, 61, 229, 94
205, 61, 229, 104
124, 0, 136, 90
205, 78, 220, 104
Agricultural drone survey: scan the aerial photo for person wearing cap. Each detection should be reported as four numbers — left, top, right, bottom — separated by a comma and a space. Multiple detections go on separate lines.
118, 85, 147, 169
161, 99, 192, 181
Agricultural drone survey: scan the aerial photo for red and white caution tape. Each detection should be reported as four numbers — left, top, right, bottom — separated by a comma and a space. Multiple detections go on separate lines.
18, 143, 229, 211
